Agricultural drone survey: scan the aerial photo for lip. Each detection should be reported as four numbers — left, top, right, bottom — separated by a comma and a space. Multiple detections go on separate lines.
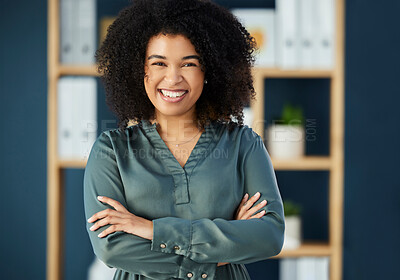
158, 89, 188, 103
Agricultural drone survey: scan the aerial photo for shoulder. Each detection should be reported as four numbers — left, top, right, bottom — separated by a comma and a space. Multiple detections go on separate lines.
217, 122, 261, 142
95, 123, 142, 147
215, 122, 263, 152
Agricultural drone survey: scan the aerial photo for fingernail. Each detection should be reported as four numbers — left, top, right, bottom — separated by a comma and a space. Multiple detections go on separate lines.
97, 196, 103, 200
262, 200, 267, 204
254, 192, 260, 197
261, 210, 266, 214
244, 193, 248, 199
87, 217, 92, 222
98, 233, 103, 238
90, 225, 95, 231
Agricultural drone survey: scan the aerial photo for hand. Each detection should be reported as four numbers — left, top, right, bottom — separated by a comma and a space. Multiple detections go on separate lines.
235, 192, 267, 220
87, 196, 154, 240
217, 192, 267, 267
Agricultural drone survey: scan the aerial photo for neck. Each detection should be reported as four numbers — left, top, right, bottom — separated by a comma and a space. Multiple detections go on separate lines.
151, 112, 201, 142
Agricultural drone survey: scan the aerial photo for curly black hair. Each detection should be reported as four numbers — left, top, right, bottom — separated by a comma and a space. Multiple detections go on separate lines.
96, 0, 257, 131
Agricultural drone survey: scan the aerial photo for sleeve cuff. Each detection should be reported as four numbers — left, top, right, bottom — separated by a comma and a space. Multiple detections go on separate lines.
151, 217, 192, 257
178, 258, 217, 279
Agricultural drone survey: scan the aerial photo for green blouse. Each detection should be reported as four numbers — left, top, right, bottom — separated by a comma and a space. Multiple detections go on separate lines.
84, 119, 285, 280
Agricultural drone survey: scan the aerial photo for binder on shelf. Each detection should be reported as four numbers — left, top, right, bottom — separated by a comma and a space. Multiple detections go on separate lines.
60, 0, 75, 63
280, 257, 330, 280
231, 9, 276, 67
77, 0, 96, 64
60, 0, 96, 64
243, 106, 254, 128
315, 257, 330, 280
57, 77, 75, 158
276, 0, 300, 69
315, 0, 335, 68
297, 257, 317, 280
77, 77, 97, 159
299, 0, 316, 68
57, 77, 97, 160
279, 258, 297, 280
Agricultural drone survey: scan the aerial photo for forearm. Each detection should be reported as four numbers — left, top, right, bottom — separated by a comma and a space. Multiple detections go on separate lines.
150, 202, 284, 264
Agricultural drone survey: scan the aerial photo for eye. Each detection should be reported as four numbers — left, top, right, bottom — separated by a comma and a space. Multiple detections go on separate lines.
183, 62, 198, 67
151, 62, 166, 66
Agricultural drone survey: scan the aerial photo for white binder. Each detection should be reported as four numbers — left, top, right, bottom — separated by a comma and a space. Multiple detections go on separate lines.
299, 0, 317, 68
276, 0, 300, 69
315, 257, 330, 280
279, 258, 297, 280
60, 0, 96, 64
315, 0, 335, 68
58, 77, 75, 158
77, 77, 97, 159
297, 257, 317, 280
243, 106, 254, 128
60, 0, 75, 63
77, 0, 96, 64
231, 9, 276, 67
58, 77, 97, 159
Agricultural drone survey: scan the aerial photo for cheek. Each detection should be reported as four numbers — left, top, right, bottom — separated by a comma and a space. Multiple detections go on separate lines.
189, 71, 205, 91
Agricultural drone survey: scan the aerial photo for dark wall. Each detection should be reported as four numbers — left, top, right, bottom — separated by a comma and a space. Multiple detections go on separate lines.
343, 0, 400, 278
0, 0, 48, 279
0, 0, 399, 279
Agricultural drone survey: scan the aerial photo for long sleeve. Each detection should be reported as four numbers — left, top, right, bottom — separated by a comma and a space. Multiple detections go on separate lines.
150, 134, 285, 264
83, 132, 218, 279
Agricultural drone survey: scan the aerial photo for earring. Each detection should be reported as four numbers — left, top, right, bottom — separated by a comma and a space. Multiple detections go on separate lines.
204, 79, 208, 84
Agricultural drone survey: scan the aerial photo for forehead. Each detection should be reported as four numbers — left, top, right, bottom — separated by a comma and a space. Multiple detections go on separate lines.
146, 34, 199, 57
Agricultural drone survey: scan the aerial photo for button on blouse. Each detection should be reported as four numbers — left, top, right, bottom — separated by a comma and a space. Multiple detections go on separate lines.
84, 119, 285, 280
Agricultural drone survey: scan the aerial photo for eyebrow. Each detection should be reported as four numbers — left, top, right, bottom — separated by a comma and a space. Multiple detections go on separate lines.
147, 54, 201, 60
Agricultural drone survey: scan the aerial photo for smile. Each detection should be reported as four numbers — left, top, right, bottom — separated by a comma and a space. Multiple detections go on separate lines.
158, 89, 188, 98
157, 89, 188, 103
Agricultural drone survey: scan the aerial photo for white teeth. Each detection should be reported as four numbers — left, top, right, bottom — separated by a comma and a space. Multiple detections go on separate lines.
160, 89, 187, 98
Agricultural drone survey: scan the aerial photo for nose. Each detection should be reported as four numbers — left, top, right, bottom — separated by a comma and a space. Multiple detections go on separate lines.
164, 66, 183, 85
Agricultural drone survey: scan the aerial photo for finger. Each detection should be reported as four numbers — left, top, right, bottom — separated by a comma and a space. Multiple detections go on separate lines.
244, 192, 261, 209
97, 196, 127, 212
242, 199, 267, 220
97, 224, 120, 238
235, 193, 249, 215
88, 208, 119, 223
249, 210, 266, 219
89, 216, 124, 232
240, 193, 249, 208
237, 192, 261, 218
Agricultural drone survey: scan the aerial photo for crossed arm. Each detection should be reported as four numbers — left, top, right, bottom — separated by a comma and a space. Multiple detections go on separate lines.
87, 192, 268, 266
83, 132, 284, 278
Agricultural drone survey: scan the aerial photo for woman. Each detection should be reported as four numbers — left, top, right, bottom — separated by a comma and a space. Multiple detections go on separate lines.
84, 0, 285, 279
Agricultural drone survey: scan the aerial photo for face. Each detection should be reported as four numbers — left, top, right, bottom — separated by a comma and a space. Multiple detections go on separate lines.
144, 34, 205, 120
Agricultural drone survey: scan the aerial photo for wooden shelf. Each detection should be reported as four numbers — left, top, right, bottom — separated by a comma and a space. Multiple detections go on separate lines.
271, 156, 332, 170
252, 67, 334, 78
58, 158, 87, 169
273, 242, 332, 258
58, 65, 99, 76
57, 155, 332, 170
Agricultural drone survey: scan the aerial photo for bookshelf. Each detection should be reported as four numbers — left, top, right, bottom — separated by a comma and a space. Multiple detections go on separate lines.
250, 3, 345, 280
47, 0, 345, 280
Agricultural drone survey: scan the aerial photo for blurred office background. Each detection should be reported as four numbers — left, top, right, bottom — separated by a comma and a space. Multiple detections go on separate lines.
1, 0, 399, 279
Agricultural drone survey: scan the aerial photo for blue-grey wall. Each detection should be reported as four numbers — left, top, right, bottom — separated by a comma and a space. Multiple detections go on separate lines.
0, 0, 399, 279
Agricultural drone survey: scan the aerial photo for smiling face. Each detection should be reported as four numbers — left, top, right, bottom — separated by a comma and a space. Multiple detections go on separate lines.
144, 33, 205, 120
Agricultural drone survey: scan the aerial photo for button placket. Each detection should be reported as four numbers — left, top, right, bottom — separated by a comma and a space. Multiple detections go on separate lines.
173, 172, 190, 204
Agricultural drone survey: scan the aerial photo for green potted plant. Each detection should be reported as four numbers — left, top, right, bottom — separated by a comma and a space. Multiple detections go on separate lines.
283, 199, 303, 250
266, 103, 306, 159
